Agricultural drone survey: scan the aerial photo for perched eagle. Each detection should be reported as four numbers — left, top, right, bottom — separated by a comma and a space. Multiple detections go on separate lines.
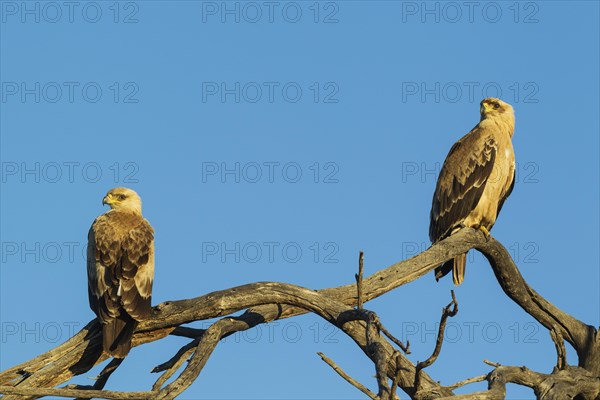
87, 187, 154, 358
430, 98, 515, 285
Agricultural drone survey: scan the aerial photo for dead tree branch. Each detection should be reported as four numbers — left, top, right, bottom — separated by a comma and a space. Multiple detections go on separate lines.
549, 325, 568, 371
414, 291, 459, 394
317, 352, 379, 400
475, 236, 599, 374
0, 228, 597, 400
444, 375, 487, 391
356, 250, 365, 310
151, 338, 199, 390
68, 357, 124, 400
378, 320, 411, 354
438, 365, 600, 400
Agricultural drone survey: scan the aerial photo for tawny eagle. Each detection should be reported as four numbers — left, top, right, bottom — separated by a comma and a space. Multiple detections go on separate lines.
430, 98, 515, 285
87, 187, 154, 358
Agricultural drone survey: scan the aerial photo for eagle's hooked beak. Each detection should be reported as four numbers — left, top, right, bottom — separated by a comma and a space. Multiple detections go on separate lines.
103, 194, 115, 206
482, 102, 493, 113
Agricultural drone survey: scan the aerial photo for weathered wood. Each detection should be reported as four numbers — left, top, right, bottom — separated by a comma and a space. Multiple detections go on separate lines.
0, 228, 597, 400
475, 237, 598, 375
437, 365, 600, 400
415, 291, 459, 393
318, 352, 379, 400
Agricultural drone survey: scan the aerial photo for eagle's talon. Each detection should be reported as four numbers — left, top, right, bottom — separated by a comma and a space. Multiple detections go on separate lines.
478, 226, 491, 240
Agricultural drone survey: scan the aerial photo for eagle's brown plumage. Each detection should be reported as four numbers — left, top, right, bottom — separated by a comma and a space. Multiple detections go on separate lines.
430, 98, 516, 285
87, 187, 154, 358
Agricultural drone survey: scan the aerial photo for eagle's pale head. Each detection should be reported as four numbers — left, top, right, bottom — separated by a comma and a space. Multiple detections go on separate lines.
479, 97, 515, 136
103, 187, 142, 214
480, 97, 514, 119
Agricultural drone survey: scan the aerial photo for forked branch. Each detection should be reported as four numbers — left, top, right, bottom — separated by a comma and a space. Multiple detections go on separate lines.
0, 228, 597, 400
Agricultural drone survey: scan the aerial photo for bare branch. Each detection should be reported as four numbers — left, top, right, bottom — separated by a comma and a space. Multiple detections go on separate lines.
1, 228, 597, 400
371, 340, 393, 400
169, 326, 205, 339
317, 352, 378, 400
0, 228, 479, 396
69, 357, 124, 400
475, 236, 598, 374
390, 352, 403, 400
377, 321, 410, 354
483, 360, 501, 368
439, 365, 600, 400
549, 326, 568, 371
444, 374, 487, 391
0, 386, 151, 400
356, 250, 365, 310
414, 290, 459, 392
151, 339, 199, 390
154, 318, 243, 399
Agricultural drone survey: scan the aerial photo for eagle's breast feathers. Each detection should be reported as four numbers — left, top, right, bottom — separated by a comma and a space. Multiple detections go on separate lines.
88, 211, 154, 322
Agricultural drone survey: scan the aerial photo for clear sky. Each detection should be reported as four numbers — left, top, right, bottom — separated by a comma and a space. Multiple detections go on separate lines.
1, 1, 598, 399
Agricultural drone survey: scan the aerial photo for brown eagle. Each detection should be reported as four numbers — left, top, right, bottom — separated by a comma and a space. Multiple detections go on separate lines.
430, 98, 516, 285
87, 187, 154, 358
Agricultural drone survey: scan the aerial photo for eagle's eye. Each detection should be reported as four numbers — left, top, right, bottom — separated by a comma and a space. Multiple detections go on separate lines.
118, 194, 127, 201
493, 103, 500, 109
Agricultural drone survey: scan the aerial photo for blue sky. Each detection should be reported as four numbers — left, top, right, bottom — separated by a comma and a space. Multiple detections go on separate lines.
1, 1, 598, 399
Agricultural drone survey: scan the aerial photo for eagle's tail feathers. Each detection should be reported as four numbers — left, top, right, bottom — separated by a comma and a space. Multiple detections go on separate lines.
102, 314, 138, 358
452, 253, 467, 285
434, 260, 453, 281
